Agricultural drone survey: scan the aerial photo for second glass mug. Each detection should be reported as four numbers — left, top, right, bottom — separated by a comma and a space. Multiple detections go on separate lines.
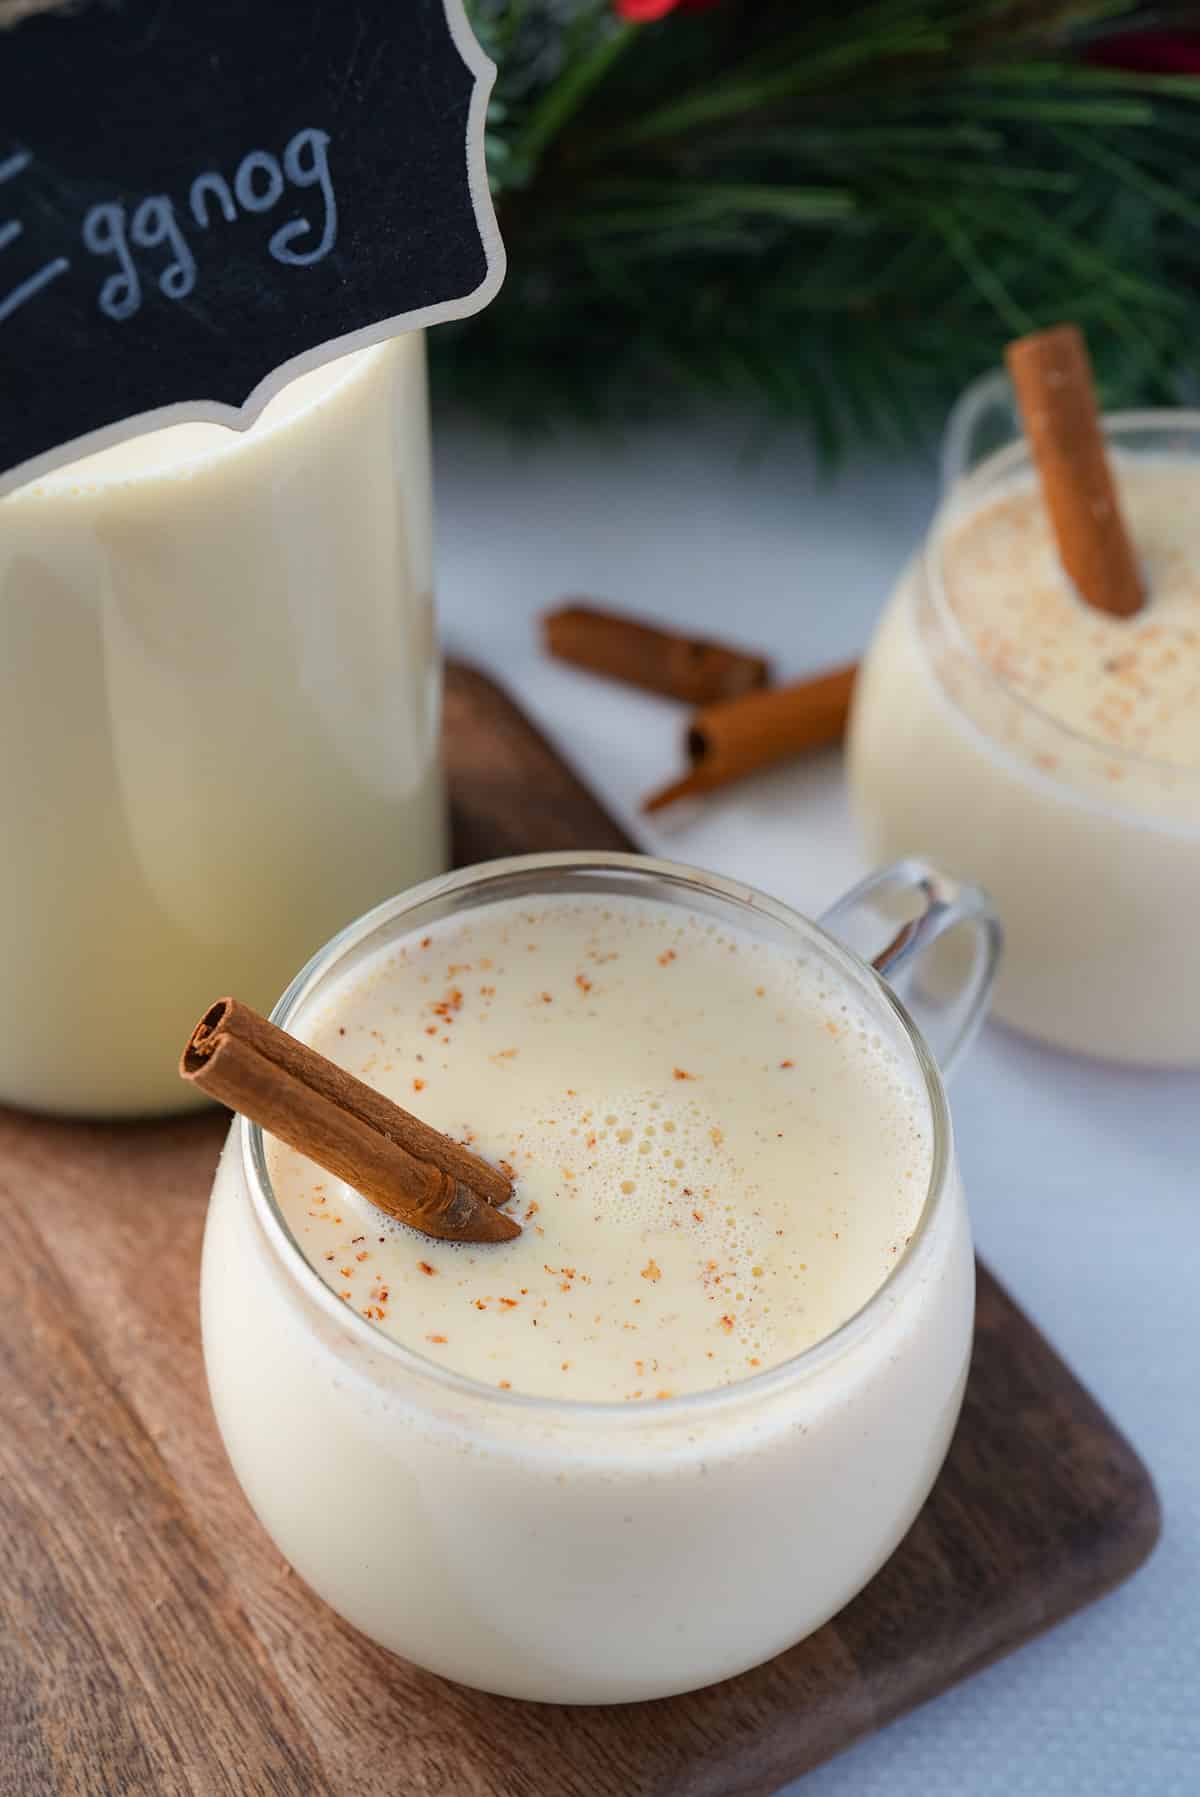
201, 851, 1000, 1704
849, 371, 1200, 1066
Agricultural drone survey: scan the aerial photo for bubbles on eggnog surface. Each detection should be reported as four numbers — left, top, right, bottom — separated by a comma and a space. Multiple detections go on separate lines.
269, 890, 934, 1400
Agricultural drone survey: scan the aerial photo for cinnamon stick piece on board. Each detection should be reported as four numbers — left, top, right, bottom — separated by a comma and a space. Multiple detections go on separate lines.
544, 602, 771, 705
1005, 324, 1143, 619
643, 662, 857, 813
181, 997, 520, 1244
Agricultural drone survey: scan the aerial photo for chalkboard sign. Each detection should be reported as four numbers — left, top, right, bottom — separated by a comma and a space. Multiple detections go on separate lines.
0, 0, 503, 495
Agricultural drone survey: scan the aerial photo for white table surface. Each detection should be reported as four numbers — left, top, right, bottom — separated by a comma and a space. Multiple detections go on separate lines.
434, 411, 1198, 1797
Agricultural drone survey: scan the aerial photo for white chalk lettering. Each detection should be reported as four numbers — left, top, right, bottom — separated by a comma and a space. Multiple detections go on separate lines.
189, 170, 236, 230
82, 202, 140, 321
234, 149, 284, 214
130, 196, 197, 301
0, 148, 70, 324
269, 127, 337, 267
0, 254, 69, 325
13, 127, 338, 328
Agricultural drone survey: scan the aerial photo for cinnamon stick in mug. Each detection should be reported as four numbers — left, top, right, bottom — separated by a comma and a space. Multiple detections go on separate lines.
1005, 324, 1143, 619
181, 997, 520, 1243
643, 661, 857, 813
544, 602, 771, 705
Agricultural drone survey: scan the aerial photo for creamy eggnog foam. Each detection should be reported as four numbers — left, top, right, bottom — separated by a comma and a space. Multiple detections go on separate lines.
0, 334, 444, 1115
940, 460, 1200, 774
849, 449, 1200, 1063
265, 892, 932, 1400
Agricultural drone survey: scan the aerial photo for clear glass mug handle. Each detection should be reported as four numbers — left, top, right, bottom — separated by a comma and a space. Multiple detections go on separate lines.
939, 367, 1019, 492
820, 859, 1003, 1079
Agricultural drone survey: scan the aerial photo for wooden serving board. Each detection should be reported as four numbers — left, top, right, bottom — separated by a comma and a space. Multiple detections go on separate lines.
0, 662, 1159, 1797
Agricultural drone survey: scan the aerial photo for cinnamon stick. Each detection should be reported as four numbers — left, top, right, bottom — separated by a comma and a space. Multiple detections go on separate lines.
544, 602, 771, 705
1005, 324, 1143, 618
643, 662, 856, 813
180, 997, 519, 1244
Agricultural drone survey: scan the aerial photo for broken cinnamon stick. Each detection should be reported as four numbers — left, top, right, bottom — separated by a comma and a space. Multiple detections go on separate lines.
643, 662, 857, 813
544, 602, 771, 705
1005, 324, 1142, 618
180, 997, 519, 1244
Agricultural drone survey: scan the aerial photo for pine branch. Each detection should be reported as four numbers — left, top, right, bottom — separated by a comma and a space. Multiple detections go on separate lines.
440, 1, 1200, 454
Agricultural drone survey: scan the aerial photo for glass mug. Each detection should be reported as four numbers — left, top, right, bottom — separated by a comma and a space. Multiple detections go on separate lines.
849, 373, 1200, 1066
201, 851, 1000, 1705
0, 334, 445, 1118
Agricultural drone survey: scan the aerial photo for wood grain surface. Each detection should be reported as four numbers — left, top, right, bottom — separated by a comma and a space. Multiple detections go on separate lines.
0, 661, 1160, 1797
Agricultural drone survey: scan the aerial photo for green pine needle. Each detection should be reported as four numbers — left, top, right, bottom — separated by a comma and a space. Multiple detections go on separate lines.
438, 1, 1200, 454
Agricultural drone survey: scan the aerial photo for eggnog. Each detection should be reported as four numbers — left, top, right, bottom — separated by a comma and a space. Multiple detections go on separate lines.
850, 433, 1200, 1064
201, 856, 975, 1702
0, 333, 444, 1116
268, 891, 932, 1396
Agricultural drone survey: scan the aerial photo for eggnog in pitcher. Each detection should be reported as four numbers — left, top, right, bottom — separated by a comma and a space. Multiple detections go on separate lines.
0, 334, 444, 1116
